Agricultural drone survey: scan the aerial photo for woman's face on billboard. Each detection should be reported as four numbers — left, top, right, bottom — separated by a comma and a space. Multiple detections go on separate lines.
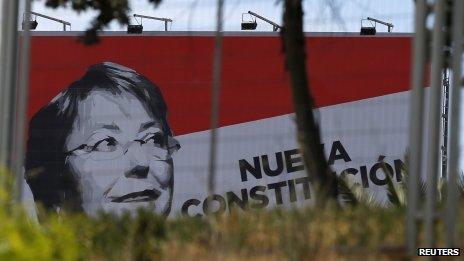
64, 90, 174, 216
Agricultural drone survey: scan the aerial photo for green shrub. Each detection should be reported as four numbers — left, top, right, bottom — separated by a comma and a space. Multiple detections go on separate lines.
0, 166, 462, 260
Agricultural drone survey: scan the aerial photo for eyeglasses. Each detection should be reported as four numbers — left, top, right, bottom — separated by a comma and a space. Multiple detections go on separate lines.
65, 133, 180, 161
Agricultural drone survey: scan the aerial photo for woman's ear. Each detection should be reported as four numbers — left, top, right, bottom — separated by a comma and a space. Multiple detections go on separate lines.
167, 136, 181, 154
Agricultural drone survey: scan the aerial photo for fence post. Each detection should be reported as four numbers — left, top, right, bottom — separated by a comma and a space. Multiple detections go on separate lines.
425, 0, 447, 248
444, 0, 463, 247
208, 0, 224, 200
406, 0, 428, 254
0, 0, 20, 184
11, 0, 32, 203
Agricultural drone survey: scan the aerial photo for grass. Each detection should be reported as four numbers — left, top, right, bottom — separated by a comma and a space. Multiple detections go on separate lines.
1, 166, 463, 260
0, 203, 413, 260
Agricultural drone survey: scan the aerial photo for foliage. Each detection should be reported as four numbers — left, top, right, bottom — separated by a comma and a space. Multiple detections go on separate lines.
1, 166, 464, 260
339, 158, 464, 210
0, 203, 410, 260
282, 0, 339, 209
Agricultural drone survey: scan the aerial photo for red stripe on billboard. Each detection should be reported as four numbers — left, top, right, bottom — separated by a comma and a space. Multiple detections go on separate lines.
29, 35, 411, 135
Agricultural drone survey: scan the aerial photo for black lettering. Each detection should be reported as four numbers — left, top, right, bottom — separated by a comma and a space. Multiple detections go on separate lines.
340, 168, 358, 180
287, 179, 297, 202
203, 194, 227, 215
284, 149, 304, 173
267, 181, 287, 204
239, 157, 262, 182
360, 165, 369, 188
250, 186, 269, 209
369, 162, 394, 186
394, 159, 406, 182
226, 189, 249, 212
328, 140, 351, 165
262, 152, 284, 177
295, 176, 311, 199
181, 199, 202, 218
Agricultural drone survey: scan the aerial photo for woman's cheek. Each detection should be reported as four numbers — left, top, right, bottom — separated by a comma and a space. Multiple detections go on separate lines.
70, 157, 129, 188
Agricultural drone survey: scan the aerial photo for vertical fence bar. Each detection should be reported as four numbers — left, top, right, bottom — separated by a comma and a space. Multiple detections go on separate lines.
0, 1, 9, 169
11, 0, 32, 202
425, 0, 446, 248
207, 0, 224, 198
407, 0, 428, 254
0, 1, 8, 137
0, 0, 20, 171
441, 69, 449, 178
445, 0, 463, 247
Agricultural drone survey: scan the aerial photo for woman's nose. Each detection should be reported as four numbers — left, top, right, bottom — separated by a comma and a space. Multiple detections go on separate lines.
125, 142, 149, 171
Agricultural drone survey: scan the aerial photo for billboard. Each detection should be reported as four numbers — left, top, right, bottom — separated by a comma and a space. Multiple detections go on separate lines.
26, 32, 412, 217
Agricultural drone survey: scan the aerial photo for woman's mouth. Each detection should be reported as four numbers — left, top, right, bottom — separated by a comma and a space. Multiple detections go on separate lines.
109, 189, 161, 203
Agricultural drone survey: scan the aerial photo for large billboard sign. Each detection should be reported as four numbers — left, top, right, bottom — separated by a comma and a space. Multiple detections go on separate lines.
26, 33, 412, 217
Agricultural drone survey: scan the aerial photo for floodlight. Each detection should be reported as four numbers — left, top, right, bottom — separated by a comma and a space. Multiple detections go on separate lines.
360, 17, 393, 35
360, 26, 376, 35
133, 14, 173, 31
127, 24, 143, 34
22, 20, 38, 30
242, 11, 281, 32
23, 11, 70, 31
241, 13, 257, 30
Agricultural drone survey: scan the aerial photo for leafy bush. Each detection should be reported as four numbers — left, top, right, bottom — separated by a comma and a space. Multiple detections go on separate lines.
0, 166, 463, 260
0, 200, 410, 260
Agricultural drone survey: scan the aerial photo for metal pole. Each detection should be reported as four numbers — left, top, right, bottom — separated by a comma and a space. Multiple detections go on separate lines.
425, 0, 446, 248
30, 11, 71, 29
0, 1, 10, 169
248, 11, 282, 31
11, 0, 32, 203
0, 0, 20, 170
445, 0, 463, 247
406, 0, 427, 254
133, 14, 172, 31
207, 0, 224, 201
442, 69, 449, 178
133, 14, 172, 23
366, 17, 393, 32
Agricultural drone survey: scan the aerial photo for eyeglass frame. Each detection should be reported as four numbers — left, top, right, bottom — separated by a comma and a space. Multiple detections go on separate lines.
64, 134, 180, 161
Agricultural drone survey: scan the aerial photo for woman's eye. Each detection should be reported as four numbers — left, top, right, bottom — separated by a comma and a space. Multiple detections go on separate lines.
146, 134, 166, 148
91, 137, 118, 152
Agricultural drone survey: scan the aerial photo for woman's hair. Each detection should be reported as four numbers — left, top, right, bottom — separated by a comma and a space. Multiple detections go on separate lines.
25, 62, 172, 211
